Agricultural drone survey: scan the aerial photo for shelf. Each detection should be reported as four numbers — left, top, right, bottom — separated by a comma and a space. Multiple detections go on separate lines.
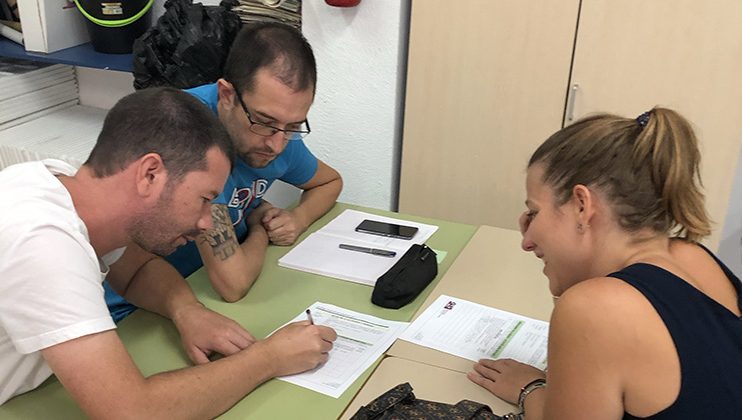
0, 38, 132, 72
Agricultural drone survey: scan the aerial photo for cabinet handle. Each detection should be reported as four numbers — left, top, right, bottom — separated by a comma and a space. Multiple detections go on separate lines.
566, 83, 579, 123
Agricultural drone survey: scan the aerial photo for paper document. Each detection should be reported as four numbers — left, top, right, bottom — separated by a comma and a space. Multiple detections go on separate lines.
399, 295, 549, 369
278, 209, 439, 286
278, 302, 409, 398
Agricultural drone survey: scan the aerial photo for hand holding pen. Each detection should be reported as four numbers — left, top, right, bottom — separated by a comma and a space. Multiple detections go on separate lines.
305, 309, 314, 325
260, 311, 336, 376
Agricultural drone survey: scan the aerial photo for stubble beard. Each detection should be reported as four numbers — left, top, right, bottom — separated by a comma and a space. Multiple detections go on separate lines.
128, 183, 183, 257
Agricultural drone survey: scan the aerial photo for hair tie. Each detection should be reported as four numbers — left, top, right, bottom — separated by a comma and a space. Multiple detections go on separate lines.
636, 111, 651, 128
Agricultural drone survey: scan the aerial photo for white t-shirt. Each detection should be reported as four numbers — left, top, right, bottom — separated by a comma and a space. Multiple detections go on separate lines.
0, 160, 122, 404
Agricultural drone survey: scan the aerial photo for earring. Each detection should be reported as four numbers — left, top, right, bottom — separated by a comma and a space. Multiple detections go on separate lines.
577, 223, 583, 232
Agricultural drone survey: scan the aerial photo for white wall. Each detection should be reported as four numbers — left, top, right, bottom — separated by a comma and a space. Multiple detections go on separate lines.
302, 1, 409, 211
718, 147, 742, 276
78, 0, 410, 212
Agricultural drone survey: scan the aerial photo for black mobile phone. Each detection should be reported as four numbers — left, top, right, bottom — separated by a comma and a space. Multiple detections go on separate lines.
355, 219, 419, 240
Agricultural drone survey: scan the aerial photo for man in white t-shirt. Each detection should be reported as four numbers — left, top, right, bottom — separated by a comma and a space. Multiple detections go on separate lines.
0, 87, 336, 417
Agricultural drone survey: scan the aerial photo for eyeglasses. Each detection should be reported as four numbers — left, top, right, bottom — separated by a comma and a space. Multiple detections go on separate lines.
234, 89, 311, 140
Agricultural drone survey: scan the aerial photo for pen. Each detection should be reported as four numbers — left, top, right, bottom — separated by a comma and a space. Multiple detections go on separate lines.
338, 243, 397, 258
305, 309, 314, 325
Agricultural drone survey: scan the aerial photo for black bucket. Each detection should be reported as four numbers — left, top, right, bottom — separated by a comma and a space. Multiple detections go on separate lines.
75, 0, 153, 54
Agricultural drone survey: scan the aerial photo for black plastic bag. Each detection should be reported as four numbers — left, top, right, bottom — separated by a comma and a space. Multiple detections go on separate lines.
132, 0, 242, 90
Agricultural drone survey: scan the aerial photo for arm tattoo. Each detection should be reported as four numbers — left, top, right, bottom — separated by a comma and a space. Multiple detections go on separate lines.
199, 205, 239, 261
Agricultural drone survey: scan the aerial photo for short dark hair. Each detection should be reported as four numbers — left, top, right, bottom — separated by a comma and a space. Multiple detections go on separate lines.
223, 22, 317, 95
85, 87, 234, 181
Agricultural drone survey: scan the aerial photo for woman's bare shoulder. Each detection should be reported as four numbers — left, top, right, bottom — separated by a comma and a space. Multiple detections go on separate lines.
551, 276, 658, 344
557, 276, 645, 315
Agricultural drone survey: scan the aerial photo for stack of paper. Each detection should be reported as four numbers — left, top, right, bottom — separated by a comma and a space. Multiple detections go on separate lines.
0, 58, 78, 128
0, 105, 106, 169
278, 209, 439, 286
0, 57, 106, 170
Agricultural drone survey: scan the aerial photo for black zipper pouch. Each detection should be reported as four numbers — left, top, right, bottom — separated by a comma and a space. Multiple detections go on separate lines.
371, 244, 437, 309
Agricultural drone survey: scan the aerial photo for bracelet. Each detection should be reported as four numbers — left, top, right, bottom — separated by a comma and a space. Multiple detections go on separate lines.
503, 413, 524, 420
517, 378, 547, 413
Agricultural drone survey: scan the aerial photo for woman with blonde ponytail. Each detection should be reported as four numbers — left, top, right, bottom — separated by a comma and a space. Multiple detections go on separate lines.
468, 108, 741, 419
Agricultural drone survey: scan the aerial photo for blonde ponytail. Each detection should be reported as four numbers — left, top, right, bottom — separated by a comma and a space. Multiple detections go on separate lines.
529, 107, 711, 241
632, 108, 711, 241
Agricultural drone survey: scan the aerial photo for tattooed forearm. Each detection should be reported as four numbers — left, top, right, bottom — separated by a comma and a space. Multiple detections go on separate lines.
200, 205, 239, 261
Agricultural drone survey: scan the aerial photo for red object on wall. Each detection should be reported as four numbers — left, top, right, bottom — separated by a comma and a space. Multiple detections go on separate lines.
325, 0, 361, 7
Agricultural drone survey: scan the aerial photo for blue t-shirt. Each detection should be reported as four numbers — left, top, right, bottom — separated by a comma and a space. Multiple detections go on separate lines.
104, 83, 318, 321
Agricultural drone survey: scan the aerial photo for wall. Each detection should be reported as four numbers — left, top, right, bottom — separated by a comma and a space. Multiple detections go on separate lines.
302, 1, 409, 210
718, 148, 742, 275
78, 0, 410, 212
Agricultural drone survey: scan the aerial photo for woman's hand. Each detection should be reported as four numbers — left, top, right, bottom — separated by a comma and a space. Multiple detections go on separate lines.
467, 358, 545, 404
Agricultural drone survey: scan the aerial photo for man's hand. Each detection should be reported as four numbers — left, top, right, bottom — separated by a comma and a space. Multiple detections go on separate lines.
261, 207, 308, 246
172, 302, 256, 364
258, 321, 337, 376
246, 201, 274, 227
467, 358, 545, 404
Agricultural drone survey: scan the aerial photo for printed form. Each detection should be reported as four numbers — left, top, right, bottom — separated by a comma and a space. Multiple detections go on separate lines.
278, 302, 409, 398
399, 295, 549, 370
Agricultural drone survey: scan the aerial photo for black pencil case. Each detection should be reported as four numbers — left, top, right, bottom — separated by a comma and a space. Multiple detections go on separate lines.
371, 244, 437, 309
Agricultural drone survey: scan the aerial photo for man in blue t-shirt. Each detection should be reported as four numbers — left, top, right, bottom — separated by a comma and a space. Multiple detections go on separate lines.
105, 22, 342, 318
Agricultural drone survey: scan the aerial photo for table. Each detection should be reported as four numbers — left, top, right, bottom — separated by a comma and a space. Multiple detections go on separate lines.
342, 225, 554, 418
0, 203, 476, 419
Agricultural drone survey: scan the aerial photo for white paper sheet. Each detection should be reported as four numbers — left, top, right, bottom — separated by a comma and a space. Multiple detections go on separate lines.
277, 302, 409, 398
399, 295, 549, 369
278, 209, 439, 286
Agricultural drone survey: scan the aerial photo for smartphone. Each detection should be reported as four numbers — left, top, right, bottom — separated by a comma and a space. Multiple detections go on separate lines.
355, 219, 419, 240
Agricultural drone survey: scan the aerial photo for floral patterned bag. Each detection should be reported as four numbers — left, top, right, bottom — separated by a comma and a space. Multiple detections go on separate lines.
351, 382, 502, 420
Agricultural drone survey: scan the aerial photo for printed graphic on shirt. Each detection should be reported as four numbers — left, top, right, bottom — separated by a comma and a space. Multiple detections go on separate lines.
227, 179, 269, 226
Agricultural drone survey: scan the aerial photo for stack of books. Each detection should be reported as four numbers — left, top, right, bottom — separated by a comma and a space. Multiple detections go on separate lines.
0, 57, 103, 169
